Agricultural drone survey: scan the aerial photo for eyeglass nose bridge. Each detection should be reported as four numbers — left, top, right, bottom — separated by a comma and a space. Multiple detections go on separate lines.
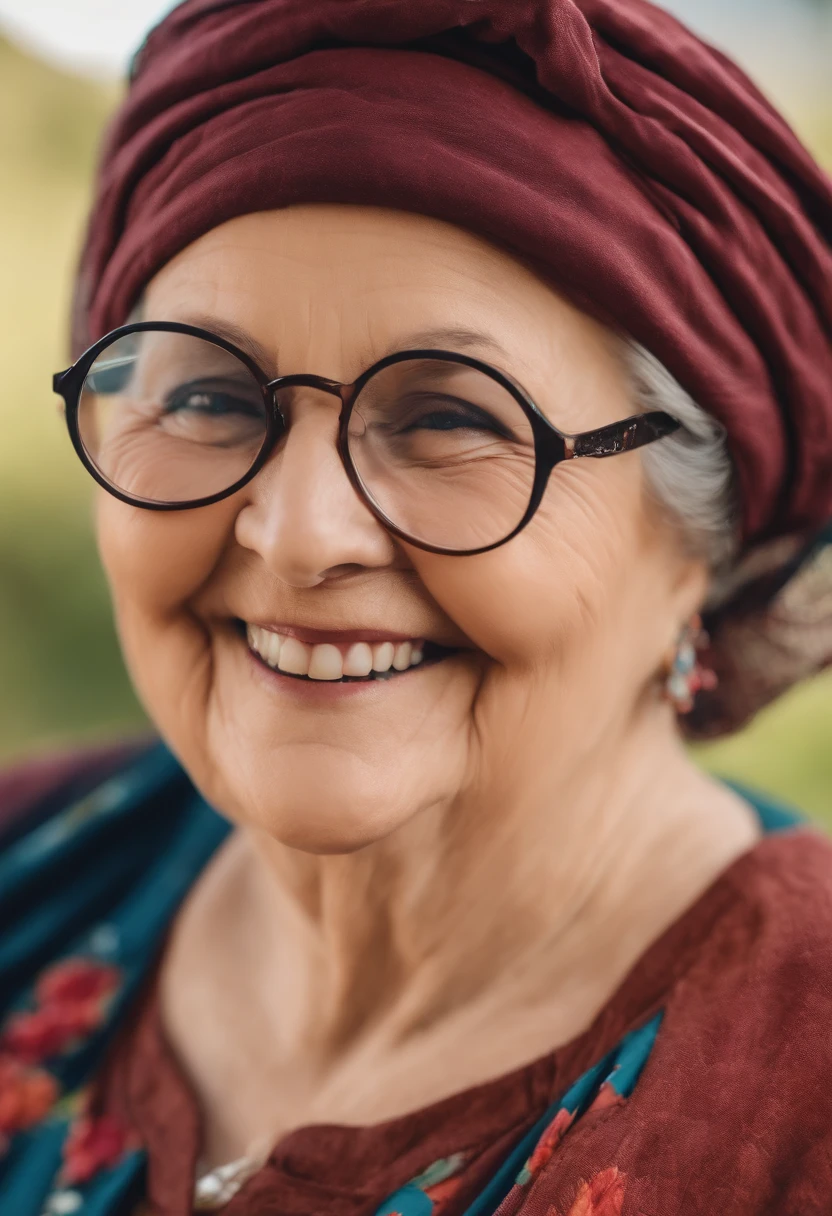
264, 372, 347, 398
263, 373, 352, 431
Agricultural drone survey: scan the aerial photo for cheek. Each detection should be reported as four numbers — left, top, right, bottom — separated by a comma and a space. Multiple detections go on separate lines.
95, 493, 234, 711
96, 496, 231, 613
407, 461, 670, 788
417, 460, 646, 668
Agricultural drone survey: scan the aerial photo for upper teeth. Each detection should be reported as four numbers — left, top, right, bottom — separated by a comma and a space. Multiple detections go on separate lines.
246, 625, 425, 681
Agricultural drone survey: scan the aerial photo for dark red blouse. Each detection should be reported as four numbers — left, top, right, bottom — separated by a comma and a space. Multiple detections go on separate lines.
5, 749, 832, 1215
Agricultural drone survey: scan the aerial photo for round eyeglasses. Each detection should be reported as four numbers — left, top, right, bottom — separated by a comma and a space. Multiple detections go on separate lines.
53, 321, 681, 556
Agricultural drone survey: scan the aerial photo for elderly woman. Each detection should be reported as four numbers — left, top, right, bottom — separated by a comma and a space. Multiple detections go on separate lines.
2, 1, 832, 1213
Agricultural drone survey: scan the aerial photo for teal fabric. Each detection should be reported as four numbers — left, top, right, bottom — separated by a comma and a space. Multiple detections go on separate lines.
452, 1013, 663, 1216
0, 743, 230, 1215
724, 780, 807, 835
0, 743, 807, 1216
376, 1185, 435, 1216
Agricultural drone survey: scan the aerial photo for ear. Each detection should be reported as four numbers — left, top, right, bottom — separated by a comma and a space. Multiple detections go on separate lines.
659, 552, 710, 659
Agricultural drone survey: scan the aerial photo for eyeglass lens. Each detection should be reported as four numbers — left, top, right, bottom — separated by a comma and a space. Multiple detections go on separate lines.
345, 358, 535, 550
78, 330, 538, 552
78, 330, 269, 505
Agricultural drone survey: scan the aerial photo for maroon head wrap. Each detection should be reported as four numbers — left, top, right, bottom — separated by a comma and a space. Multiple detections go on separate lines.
74, 0, 832, 733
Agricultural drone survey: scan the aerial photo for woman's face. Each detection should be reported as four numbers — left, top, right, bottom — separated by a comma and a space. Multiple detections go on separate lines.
96, 205, 706, 853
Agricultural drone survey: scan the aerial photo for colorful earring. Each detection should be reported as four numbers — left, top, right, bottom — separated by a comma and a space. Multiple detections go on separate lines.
664, 614, 718, 714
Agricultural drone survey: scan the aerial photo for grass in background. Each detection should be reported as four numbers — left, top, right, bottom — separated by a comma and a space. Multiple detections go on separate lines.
695, 675, 832, 823
0, 37, 147, 751
0, 35, 829, 826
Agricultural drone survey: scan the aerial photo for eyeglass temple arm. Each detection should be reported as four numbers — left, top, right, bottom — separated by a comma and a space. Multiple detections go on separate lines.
563, 411, 680, 459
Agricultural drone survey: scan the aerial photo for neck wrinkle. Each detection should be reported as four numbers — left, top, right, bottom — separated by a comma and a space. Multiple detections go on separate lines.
243, 704, 738, 1061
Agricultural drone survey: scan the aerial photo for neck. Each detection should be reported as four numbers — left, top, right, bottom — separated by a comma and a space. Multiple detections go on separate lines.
161, 700, 762, 1166
227, 705, 760, 1062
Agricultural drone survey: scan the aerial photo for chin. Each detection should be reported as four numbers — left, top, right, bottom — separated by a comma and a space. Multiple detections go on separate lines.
217, 750, 439, 855
249, 796, 420, 856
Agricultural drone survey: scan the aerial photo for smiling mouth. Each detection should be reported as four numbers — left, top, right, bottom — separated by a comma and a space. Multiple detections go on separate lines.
237, 621, 459, 683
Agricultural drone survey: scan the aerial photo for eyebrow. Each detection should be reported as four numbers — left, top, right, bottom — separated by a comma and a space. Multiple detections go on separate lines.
171, 315, 511, 378
382, 327, 512, 362
174, 313, 278, 375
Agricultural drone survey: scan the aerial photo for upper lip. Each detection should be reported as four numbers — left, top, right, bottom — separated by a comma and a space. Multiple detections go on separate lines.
242, 620, 429, 646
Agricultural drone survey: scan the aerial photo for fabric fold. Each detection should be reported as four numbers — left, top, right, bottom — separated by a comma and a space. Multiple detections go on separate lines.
71, 0, 832, 733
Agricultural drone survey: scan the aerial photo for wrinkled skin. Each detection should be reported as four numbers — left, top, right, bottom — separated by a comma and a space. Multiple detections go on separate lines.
95, 205, 760, 1165
98, 205, 701, 853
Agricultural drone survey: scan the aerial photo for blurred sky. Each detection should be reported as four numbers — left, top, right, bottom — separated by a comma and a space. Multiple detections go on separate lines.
0, 0, 830, 92
0, 0, 178, 75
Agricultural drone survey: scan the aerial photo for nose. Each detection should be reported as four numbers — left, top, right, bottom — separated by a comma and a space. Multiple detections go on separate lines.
233, 388, 397, 587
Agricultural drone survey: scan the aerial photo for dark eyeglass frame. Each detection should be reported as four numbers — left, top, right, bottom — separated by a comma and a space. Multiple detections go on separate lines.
53, 320, 681, 557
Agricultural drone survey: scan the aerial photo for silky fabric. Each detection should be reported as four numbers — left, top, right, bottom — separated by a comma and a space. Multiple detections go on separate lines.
73, 0, 832, 546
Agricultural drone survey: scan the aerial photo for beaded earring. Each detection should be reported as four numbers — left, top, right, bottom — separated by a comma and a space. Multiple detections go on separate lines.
664, 613, 718, 714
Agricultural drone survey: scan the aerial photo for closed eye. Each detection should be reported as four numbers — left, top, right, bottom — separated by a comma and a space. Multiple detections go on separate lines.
162, 379, 265, 418
389, 393, 515, 439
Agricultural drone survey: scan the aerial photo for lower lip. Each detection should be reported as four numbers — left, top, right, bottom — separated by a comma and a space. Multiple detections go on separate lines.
243, 642, 436, 701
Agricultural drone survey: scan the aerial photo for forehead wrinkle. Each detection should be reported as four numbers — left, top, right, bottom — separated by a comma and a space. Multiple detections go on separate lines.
148, 312, 527, 386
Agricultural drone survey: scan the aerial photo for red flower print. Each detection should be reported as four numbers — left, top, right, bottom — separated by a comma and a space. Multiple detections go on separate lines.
61, 1111, 135, 1185
549, 1167, 627, 1216
1, 1007, 74, 1064
526, 1106, 575, 1177
0, 1054, 59, 1143
36, 959, 120, 1008
586, 1081, 626, 1115
2, 1002, 102, 1064
1, 959, 120, 1066
426, 1175, 465, 1210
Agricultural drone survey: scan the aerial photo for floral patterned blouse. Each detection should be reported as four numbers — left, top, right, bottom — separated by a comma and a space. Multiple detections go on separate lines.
2, 741, 832, 1215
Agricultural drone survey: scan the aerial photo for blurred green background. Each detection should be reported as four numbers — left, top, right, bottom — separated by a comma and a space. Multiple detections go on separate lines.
0, 22, 830, 822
